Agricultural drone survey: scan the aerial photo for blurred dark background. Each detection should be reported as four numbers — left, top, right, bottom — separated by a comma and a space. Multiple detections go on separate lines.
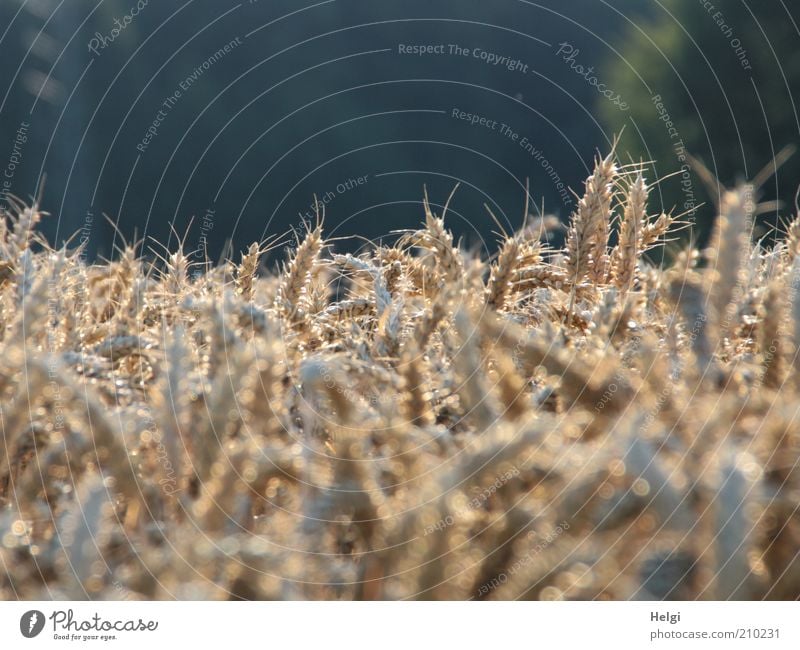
0, 0, 797, 260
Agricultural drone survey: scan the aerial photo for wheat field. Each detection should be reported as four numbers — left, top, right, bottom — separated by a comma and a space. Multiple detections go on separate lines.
1, 152, 799, 600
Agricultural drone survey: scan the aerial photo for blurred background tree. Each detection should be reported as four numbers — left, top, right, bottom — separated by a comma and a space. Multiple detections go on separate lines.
599, 0, 800, 245
2, 0, 798, 258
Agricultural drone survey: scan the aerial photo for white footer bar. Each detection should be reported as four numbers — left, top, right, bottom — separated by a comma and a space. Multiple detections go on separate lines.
3, 601, 796, 648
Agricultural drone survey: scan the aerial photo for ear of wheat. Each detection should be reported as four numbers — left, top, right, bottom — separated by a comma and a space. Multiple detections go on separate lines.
1, 153, 799, 601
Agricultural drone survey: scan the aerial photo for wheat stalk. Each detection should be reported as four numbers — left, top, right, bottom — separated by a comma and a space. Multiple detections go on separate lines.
1, 154, 798, 602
